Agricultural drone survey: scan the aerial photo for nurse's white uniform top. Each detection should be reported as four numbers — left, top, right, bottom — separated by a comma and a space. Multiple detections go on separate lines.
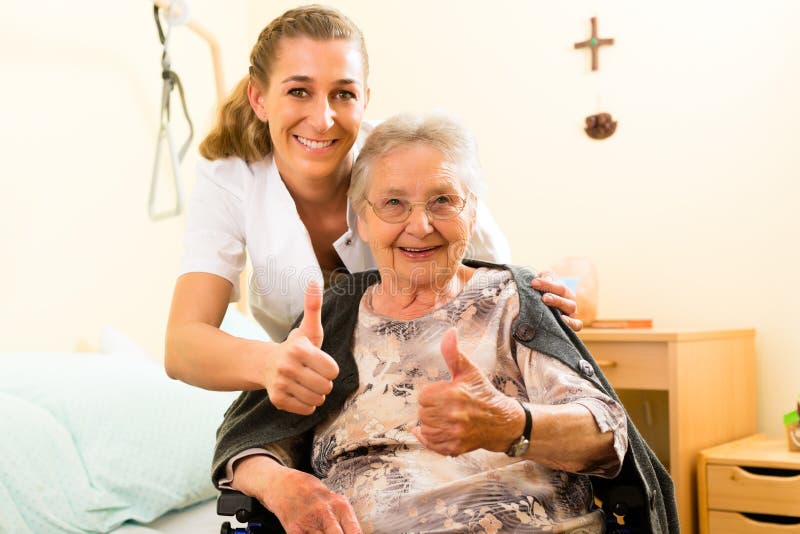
178, 122, 512, 342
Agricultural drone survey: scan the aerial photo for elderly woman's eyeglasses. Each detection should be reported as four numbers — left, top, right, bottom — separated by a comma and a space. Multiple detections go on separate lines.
366, 194, 468, 223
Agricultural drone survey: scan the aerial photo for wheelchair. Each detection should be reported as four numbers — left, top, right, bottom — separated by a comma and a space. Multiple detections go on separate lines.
217, 485, 647, 534
217, 489, 284, 534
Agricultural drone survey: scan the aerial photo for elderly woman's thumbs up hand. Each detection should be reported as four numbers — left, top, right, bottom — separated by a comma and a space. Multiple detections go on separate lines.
264, 281, 340, 415
413, 328, 525, 457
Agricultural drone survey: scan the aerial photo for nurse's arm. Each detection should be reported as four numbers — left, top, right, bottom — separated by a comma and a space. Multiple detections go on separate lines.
165, 273, 338, 415
165, 272, 270, 391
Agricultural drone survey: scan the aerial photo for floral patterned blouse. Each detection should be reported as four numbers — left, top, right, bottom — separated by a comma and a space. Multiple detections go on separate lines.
265, 268, 627, 533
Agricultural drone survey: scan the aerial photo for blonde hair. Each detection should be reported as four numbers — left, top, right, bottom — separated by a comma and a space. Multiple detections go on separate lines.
199, 5, 369, 163
349, 112, 485, 215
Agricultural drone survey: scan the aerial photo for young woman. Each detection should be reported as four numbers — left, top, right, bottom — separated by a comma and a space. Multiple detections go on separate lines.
165, 6, 581, 416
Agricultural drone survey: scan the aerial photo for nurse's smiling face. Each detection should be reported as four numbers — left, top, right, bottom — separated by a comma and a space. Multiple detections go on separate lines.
251, 36, 370, 186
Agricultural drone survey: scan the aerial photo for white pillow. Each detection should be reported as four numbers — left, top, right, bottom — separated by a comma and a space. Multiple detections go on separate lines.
0, 352, 238, 532
99, 305, 270, 363
99, 325, 157, 364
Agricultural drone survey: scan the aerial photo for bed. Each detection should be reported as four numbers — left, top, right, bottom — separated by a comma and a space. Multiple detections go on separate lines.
0, 307, 265, 533
112, 499, 222, 533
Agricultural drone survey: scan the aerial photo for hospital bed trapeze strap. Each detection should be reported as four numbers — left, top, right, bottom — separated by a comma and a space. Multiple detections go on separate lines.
149, 2, 194, 221
217, 489, 285, 534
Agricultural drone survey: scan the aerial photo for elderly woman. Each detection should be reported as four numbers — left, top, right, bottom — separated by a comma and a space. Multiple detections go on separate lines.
212, 113, 678, 533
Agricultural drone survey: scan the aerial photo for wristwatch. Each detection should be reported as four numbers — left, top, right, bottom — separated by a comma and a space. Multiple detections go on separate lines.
506, 399, 532, 457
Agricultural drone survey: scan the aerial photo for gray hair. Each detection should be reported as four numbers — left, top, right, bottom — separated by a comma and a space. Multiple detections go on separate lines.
349, 112, 485, 215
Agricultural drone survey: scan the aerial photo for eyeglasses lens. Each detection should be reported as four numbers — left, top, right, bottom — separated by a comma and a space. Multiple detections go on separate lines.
372, 195, 465, 223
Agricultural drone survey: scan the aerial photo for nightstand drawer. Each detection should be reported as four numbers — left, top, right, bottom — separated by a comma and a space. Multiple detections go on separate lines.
709, 511, 800, 533
707, 465, 800, 517
586, 341, 668, 390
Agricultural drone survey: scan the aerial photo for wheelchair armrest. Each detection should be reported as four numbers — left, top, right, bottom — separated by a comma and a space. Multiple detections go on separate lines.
217, 489, 285, 532
595, 484, 647, 533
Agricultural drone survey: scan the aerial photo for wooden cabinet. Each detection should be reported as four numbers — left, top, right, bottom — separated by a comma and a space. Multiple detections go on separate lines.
578, 328, 757, 534
698, 435, 800, 533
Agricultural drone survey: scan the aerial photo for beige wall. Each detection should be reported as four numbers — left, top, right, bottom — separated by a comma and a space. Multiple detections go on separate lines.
0, 1, 249, 353
1, 1, 797, 438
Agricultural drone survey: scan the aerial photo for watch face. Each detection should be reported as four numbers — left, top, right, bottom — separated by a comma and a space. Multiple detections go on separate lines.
508, 437, 530, 457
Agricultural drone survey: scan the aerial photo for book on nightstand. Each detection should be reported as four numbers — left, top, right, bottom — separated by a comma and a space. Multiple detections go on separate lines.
588, 319, 653, 329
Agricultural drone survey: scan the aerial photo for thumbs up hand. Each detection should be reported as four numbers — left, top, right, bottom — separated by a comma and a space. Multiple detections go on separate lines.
264, 281, 340, 415
413, 328, 525, 456
295, 279, 325, 348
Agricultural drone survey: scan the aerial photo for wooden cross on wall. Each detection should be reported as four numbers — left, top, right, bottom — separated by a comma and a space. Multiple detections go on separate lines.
574, 17, 614, 71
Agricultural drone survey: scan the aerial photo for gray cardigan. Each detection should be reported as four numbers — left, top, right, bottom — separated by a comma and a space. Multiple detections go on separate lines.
213, 260, 679, 533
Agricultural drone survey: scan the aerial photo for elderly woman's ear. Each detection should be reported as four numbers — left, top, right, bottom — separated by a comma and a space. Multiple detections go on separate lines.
465, 198, 477, 235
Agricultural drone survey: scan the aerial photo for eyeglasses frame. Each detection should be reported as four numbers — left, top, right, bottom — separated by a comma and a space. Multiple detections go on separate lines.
365, 194, 469, 223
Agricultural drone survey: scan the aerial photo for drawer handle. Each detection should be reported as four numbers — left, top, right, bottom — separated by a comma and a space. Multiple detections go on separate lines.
738, 466, 800, 479
596, 360, 618, 368
741, 512, 800, 526
731, 465, 800, 484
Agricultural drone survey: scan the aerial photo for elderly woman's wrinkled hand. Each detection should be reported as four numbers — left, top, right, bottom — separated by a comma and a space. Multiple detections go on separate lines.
530, 270, 583, 332
414, 329, 524, 457
265, 465, 362, 534
265, 281, 340, 415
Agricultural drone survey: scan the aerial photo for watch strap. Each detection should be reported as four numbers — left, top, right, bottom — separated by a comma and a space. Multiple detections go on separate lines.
506, 399, 533, 457
518, 399, 532, 441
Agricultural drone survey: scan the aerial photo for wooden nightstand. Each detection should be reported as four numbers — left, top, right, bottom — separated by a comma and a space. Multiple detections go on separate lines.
579, 328, 756, 533
698, 434, 800, 533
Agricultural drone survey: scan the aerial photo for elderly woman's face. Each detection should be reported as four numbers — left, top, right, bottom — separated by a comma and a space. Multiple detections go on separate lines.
357, 143, 476, 290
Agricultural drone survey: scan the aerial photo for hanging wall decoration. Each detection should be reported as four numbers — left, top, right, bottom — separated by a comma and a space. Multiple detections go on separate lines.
574, 16, 614, 71
584, 113, 617, 140
574, 17, 617, 140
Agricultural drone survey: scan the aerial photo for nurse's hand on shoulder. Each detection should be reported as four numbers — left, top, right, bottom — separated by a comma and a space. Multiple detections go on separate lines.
266, 281, 339, 415
530, 270, 583, 332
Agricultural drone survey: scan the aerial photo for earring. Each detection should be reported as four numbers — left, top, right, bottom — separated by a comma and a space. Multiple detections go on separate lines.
258, 97, 264, 104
